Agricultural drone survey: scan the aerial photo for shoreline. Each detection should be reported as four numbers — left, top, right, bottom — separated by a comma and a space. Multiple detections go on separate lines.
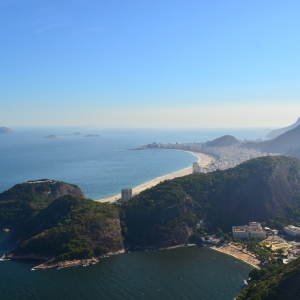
96, 151, 214, 203
209, 244, 260, 269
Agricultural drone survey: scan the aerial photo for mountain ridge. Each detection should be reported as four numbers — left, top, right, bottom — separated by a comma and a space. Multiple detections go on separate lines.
267, 117, 300, 139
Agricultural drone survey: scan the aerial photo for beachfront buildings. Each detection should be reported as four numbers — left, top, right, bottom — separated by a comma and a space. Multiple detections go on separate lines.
192, 162, 202, 173
284, 225, 300, 236
121, 188, 132, 201
232, 222, 266, 240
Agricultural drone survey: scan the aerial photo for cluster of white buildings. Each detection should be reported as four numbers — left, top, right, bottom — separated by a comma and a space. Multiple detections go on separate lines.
139, 141, 278, 174
284, 225, 300, 236
232, 222, 267, 240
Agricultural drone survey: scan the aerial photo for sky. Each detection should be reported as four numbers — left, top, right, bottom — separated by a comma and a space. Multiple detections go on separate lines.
1, 0, 300, 128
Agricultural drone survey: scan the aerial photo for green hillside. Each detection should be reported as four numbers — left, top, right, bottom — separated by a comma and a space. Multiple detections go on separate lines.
121, 156, 300, 248
0, 180, 84, 228
237, 258, 300, 300
5, 195, 123, 263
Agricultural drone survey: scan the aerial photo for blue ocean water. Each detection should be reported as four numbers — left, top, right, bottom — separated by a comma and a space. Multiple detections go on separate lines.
0, 127, 266, 299
0, 127, 267, 199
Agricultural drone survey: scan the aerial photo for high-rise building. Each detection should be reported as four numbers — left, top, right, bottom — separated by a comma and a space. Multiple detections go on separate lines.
121, 188, 132, 201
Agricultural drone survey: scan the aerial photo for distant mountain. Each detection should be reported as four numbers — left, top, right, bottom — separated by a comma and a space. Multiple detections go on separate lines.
243, 125, 300, 155
84, 134, 100, 137
0, 127, 14, 134
63, 132, 82, 136
206, 135, 239, 147
287, 146, 300, 159
267, 117, 300, 139
45, 134, 62, 139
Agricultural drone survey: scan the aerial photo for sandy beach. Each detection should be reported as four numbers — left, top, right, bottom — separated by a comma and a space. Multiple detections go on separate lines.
210, 244, 261, 269
96, 151, 214, 203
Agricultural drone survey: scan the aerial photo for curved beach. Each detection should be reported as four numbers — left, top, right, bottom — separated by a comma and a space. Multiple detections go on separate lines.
210, 244, 261, 269
96, 151, 214, 203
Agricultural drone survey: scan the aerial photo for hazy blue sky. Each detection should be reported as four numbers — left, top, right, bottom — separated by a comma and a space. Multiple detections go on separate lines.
1, 0, 299, 128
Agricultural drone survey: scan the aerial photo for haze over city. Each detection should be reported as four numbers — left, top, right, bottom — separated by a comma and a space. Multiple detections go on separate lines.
1, 0, 299, 127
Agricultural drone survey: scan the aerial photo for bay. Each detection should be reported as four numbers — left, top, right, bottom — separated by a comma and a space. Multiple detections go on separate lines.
0, 232, 252, 300
0, 127, 266, 299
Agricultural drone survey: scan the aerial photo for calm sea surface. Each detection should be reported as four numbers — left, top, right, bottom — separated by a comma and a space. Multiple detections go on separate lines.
0, 127, 266, 299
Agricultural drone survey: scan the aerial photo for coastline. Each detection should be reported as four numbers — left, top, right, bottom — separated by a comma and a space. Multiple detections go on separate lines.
96, 151, 214, 203
209, 244, 260, 269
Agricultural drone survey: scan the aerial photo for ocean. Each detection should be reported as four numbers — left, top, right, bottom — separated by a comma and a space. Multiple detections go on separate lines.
0, 127, 267, 299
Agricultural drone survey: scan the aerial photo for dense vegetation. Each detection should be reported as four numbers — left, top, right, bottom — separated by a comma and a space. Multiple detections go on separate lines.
7, 195, 123, 262
3, 156, 300, 265
237, 258, 300, 300
121, 156, 300, 248
0, 180, 84, 227
268, 192, 300, 231
245, 238, 275, 264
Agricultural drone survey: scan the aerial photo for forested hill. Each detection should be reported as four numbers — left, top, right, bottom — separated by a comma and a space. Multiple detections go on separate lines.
2, 156, 300, 266
237, 258, 300, 300
0, 180, 84, 227
121, 156, 300, 248
5, 195, 124, 265
206, 135, 239, 147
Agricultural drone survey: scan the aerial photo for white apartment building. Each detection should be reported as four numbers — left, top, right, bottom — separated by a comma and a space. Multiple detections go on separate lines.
232, 222, 266, 240
284, 225, 300, 237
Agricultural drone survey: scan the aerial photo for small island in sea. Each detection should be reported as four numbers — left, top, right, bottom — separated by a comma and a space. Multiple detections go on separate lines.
63, 132, 82, 136
45, 134, 62, 139
0, 127, 14, 134
83, 134, 100, 137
